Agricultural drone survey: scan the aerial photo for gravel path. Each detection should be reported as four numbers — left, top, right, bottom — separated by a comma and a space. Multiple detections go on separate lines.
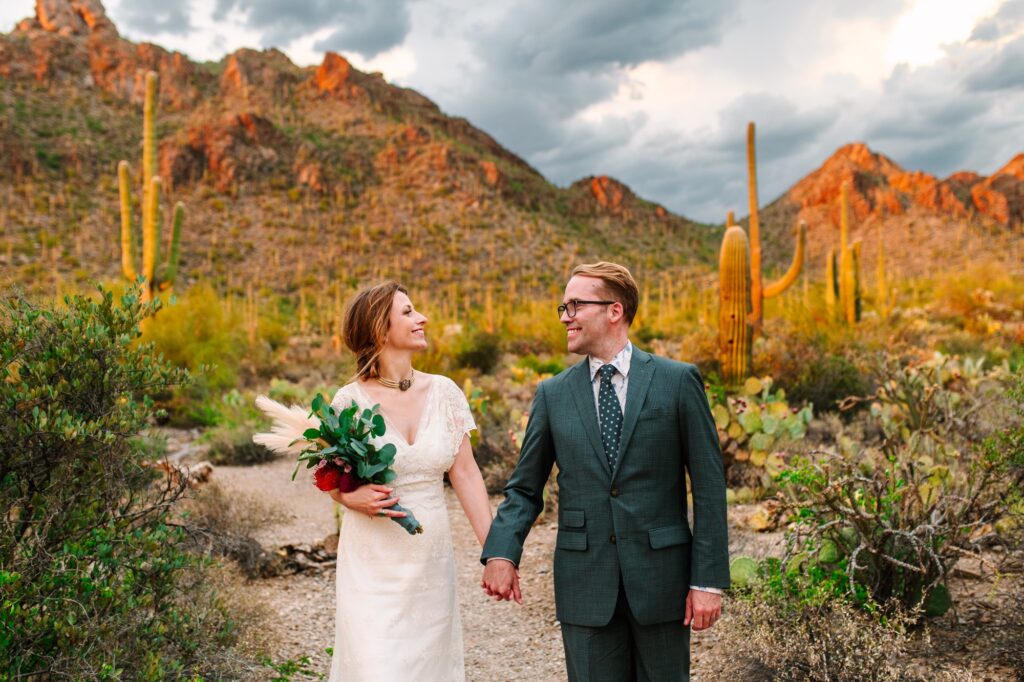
210, 455, 782, 681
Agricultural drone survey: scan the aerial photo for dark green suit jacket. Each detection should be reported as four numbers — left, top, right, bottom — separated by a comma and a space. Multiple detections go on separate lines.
481, 347, 730, 627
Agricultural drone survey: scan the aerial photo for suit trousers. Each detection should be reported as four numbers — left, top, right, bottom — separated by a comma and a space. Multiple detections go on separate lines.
560, 580, 690, 682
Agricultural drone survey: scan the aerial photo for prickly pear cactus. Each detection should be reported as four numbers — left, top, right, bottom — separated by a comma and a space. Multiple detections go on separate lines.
708, 376, 813, 494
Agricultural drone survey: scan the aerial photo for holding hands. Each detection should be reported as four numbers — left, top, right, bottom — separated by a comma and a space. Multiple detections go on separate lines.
480, 558, 523, 604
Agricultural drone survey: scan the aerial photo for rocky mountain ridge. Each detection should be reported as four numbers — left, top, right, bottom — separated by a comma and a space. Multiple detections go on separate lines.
0, 0, 1018, 303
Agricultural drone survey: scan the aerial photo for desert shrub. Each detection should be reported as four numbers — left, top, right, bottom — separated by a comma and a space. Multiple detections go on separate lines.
722, 560, 912, 681
455, 328, 502, 373
774, 353, 1018, 617
787, 352, 867, 412
517, 354, 565, 376
143, 281, 246, 393
199, 388, 277, 465
756, 327, 871, 412
0, 285, 252, 679
177, 482, 285, 579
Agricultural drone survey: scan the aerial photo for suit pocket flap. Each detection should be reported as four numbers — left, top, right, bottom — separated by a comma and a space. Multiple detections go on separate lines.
638, 406, 668, 420
556, 530, 588, 551
648, 524, 692, 549
560, 509, 585, 528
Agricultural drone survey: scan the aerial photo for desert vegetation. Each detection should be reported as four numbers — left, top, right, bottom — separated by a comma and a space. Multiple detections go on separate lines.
3, 2, 1024, 679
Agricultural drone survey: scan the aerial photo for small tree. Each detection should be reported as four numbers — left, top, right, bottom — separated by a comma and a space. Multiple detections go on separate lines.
0, 284, 237, 678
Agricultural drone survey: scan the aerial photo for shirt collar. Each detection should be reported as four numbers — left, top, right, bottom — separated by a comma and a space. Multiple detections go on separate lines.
589, 341, 632, 382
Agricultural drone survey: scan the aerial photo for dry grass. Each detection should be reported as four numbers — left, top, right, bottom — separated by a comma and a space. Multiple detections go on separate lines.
177, 481, 289, 578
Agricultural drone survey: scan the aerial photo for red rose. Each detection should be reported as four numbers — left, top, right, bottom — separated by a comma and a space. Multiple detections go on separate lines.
336, 468, 360, 493
313, 462, 343, 491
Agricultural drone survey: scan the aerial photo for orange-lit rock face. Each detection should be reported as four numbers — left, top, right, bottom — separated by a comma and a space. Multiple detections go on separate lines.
788, 142, 981, 221
590, 175, 624, 210
479, 160, 501, 186
996, 153, 1024, 180
159, 113, 285, 191
36, 0, 113, 36
315, 52, 353, 95
972, 184, 1009, 224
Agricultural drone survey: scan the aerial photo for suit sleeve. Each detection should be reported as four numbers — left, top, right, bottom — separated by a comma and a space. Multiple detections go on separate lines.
480, 381, 556, 566
679, 365, 731, 589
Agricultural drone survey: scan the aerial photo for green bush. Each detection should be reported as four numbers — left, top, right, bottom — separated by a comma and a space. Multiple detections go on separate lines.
455, 328, 502, 374
143, 281, 247, 393
756, 329, 870, 412
0, 285, 247, 679
517, 354, 565, 376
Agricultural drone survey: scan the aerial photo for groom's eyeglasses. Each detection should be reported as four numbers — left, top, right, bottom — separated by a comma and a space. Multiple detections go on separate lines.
557, 299, 615, 318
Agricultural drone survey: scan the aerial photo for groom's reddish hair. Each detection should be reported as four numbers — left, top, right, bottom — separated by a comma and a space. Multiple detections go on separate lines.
570, 262, 639, 325
343, 281, 408, 380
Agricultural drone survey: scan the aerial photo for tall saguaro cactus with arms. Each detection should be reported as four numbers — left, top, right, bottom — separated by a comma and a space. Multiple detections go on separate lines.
717, 122, 806, 383
745, 121, 806, 332
118, 70, 184, 303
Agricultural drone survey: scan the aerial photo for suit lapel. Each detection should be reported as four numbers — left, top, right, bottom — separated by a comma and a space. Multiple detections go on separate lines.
567, 358, 612, 478
614, 347, 654, 479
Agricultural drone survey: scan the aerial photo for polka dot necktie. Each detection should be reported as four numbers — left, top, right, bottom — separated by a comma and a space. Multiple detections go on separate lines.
598, 364, 623, 471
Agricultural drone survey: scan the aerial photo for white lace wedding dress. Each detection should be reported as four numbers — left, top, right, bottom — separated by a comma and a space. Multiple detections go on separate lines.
328, 376, 476, 682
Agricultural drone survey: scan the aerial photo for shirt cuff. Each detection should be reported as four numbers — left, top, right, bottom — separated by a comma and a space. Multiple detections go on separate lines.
485, 557, 517, 566
690, 586, 723, 594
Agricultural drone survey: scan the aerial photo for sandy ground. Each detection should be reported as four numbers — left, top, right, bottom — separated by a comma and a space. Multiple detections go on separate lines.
209, 454, 783, 681
202, 449, 1019, 681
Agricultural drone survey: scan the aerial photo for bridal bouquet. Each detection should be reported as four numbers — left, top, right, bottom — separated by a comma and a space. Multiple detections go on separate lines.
252, 393, 423, 535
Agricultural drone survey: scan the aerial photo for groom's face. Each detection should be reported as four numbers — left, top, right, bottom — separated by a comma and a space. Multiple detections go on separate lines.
561, 275, 614, 356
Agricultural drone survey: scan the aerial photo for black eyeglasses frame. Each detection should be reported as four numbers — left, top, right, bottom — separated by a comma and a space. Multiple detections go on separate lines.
557, 299, 616, 318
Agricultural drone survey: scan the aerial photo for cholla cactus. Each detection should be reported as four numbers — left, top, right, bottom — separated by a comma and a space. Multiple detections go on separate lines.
118, 70, 184, 303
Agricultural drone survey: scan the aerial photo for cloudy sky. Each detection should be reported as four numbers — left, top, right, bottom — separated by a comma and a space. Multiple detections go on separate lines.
3, 0, 1022, 222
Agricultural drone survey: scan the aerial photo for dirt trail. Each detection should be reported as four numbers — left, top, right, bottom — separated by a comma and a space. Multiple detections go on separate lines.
211, 454, 782, 680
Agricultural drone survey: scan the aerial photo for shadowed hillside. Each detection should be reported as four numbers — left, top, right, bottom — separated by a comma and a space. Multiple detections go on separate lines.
0, 0, 716, 309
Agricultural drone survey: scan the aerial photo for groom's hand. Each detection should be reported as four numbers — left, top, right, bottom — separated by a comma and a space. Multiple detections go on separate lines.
481, 559, 523, 604
684, 589, 722, 631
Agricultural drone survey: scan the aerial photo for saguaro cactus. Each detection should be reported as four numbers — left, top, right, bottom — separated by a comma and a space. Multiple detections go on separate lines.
118, 70, 184, 303
716, 122, 806, 382
746, 122, 806, 331
876, 221, 889, 318
825, 248, 837, 315
719, 225, 753, 385
836, 183, 861, 324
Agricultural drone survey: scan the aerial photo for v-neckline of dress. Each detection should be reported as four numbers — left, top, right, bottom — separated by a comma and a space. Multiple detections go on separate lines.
353, 377, 436, 448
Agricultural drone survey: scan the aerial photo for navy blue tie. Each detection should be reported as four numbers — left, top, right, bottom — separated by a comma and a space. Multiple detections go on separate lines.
598, 365, 623, 471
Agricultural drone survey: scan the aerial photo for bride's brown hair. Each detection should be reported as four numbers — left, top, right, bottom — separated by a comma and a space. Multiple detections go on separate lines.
343, 281, 408, 380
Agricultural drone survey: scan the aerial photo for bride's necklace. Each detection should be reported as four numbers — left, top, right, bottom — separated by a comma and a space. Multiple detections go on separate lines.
376, 370, 414, 391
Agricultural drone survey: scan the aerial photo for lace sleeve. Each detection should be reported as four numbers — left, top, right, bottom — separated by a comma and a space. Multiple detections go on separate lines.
442, 377, 477, 459
330, 383, 356, 411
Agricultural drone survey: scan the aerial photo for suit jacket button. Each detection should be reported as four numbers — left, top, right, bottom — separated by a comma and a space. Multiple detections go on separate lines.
610, 534, 617, 544
610, 487, 619, 497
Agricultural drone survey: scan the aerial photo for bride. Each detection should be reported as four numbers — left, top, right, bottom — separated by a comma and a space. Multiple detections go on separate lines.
325, 282, 501, 681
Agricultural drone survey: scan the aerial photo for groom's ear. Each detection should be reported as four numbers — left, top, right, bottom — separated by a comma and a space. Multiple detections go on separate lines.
608, 301, 625, 323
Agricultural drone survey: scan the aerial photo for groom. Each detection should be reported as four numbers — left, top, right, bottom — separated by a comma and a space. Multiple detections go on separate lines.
481, 262, 729, 681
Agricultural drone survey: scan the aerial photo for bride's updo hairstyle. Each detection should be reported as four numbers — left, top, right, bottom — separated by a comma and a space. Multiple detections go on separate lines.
343, 281, 408, 380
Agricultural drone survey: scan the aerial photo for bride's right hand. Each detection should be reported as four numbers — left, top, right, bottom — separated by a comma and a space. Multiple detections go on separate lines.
330, 484, 407, 519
